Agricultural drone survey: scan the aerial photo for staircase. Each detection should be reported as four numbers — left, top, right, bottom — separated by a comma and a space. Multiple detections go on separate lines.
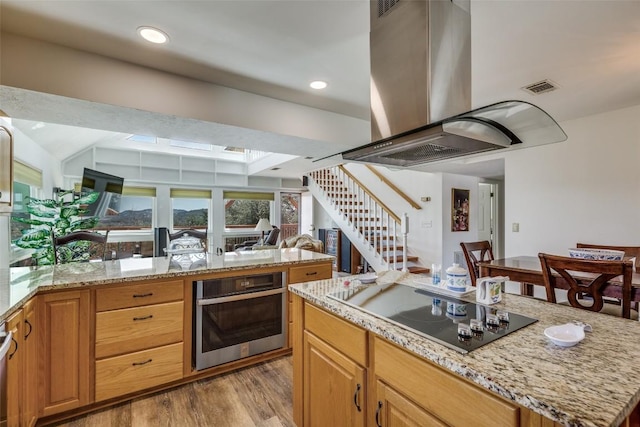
308, 166, 429, 275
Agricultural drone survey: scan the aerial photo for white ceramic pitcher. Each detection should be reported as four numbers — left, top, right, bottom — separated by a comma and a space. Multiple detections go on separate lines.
476, 276, 509, 305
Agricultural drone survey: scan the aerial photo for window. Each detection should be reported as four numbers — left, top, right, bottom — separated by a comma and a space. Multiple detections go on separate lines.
224, 191, 273, 229
95, 186, 155, 230
10, 160, 43, 265
280, 192, 301, 240
171, 188, 211, 231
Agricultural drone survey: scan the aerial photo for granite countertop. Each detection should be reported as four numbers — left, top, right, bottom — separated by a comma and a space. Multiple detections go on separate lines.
289, 270, 640, 427
0, 248, 333, 322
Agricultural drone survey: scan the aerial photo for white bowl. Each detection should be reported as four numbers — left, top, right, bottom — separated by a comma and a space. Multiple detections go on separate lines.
544, 323, 585, 347
568, 248, 625, 261
358, 273, 378, 284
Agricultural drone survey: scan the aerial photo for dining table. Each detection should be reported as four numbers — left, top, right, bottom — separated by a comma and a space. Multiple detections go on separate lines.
479, 255, 640, 301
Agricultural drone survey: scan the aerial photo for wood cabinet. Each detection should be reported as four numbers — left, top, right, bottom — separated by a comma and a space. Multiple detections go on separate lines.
38, 290, 91, 417
303, 331, 365, 427
374, 336, 519, 427
94, 279, 185, 402
294, 300, 564, 427
375, 380, 447, 427
295, 302, 368, 427
287, 261, 332, 349
22, 298, 38, 427
6, 308, 22, 426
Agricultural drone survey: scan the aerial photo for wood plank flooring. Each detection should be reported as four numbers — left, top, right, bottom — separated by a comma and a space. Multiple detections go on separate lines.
52, 356, 294, 427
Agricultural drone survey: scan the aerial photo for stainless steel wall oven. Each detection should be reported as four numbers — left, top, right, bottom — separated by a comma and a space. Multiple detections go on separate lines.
193, 271, 286, 370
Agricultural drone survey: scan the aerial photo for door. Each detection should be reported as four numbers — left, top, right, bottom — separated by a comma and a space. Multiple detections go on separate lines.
376, 380, 448, 427
39, 290, 91, 416
6, 309, 22, 427
23, 298, 37, 427
303, 331, 365, 427
477, 183, 493, 246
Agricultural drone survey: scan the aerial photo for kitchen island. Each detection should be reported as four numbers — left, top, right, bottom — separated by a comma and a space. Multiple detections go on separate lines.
289, 270, 640, 427
1, 248, 333, 426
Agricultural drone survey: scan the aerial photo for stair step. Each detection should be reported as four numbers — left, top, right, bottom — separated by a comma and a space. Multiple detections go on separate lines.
384, 255, 419, 263
359, 226, 388, 231
327, 193, 356, 198
408, 266, 431, 274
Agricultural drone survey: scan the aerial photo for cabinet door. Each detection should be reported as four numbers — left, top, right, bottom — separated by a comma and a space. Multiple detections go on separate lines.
6, 309, 23, 427
303, 331, 365, 427
39, 290, 91, 417
375, 380, 448, 427
23, 298, 38, 427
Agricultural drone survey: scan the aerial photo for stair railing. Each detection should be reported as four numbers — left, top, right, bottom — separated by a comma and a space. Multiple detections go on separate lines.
309, 166, 407, 272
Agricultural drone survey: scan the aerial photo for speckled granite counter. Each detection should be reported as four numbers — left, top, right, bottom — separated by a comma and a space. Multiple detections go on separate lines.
0, 248, 333, 322
289, 270, 640, 427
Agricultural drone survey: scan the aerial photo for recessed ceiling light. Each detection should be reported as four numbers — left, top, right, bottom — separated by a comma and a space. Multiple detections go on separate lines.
137, 26, 169, 44
310, 80, 328, 90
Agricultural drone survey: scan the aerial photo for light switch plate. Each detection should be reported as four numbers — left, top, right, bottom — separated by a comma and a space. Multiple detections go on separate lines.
512, 223, 520, 232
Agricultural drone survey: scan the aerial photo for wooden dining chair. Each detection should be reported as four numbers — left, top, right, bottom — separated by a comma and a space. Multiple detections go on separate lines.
577, 243, 640, 272
54, 230, 109, 264
538, 252, 634, 319
460, 241, 494, 286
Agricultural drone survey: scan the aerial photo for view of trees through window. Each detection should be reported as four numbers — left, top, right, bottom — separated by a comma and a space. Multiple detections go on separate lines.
95, 195, 153, 230
173, 198, 208, 230
280, 193, 300, 239
225, 199, 270, 228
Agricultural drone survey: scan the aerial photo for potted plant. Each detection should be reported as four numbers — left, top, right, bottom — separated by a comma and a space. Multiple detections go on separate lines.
12, 190, 101, 265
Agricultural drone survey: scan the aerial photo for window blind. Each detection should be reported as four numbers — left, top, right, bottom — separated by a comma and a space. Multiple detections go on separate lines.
223, 191, 274, 201
123, 186, 157, 197
13, 160, 42, 187
170, 188, 212, 199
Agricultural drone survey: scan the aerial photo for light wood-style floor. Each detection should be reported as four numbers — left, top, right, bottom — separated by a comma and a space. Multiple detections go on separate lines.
52, 356, 294, 427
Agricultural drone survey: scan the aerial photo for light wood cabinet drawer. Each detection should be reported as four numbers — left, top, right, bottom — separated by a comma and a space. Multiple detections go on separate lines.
96, 280, 184, 312
95, 342, 183, 402
374, 337, 519, 427
96, 301, 184, 359
289, 263, 332, 284
305, 302, 367, 366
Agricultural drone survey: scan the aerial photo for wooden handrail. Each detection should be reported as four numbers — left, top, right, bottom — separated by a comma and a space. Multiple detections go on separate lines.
338, 165, 401, 223
366, 165, 421, 210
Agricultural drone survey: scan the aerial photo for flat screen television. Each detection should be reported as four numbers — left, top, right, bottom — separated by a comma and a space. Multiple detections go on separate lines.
80, 168, 124, 217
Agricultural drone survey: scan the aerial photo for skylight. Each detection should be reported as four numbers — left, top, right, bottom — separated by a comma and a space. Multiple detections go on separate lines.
169, 139, 212, 151
127, 134, 157, 144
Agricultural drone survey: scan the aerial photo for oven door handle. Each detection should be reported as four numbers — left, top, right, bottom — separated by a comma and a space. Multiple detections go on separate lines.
197, 288, 284, 305
0, 330, 13, 360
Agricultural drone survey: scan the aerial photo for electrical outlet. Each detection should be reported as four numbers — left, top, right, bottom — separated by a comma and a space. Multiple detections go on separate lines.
512, 223, 520, 232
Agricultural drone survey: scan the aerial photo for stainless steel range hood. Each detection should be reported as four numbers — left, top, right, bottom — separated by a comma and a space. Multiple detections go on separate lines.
341, 0, 567, 167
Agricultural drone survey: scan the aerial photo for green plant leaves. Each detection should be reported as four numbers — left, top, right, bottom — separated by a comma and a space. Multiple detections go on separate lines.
75, 192, 100, 205
12, 190, 102, 265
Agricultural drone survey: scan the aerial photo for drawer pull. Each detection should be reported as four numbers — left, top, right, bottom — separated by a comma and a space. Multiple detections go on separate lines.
133, 315, 154, 321
375, 401, 383, 427
305, 271, 318, 276
133, 293, 153, 298
132, 358, 153, 366
353, 383, 362, 412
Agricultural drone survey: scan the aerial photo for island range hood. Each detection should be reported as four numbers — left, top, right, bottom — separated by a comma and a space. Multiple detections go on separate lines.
341, 0, 567, 168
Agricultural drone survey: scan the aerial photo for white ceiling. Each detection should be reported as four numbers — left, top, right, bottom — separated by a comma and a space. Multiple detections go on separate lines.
1, 0, 639, 179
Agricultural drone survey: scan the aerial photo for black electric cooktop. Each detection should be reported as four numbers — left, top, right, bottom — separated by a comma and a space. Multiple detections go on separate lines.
327, 282, 537, 354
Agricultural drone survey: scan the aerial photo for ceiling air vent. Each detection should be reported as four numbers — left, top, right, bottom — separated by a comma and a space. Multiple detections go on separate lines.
522, 79, 559, 95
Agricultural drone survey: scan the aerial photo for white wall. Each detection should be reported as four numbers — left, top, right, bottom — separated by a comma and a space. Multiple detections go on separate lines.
504, 104, 640, 257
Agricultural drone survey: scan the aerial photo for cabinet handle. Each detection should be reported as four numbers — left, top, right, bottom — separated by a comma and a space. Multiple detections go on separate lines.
24, 319, 32, 340
8, 336, 18, 360
375, 401, 383, 427
132, 359, 153, 366
353, 383, 362, 412
305, 271, 317, 276
133, 315, 153, 321
133, 293, 153, 298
